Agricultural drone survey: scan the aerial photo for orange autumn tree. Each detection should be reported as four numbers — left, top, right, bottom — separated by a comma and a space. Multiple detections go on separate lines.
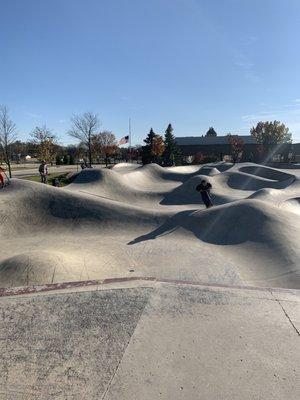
92, 131, 118, 167
142, 128, 165, 164
227, 134, 244, 163
151, 135, 164, 158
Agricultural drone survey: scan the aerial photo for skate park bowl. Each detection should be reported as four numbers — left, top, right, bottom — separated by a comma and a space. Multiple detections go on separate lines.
0, 161, 299, 399
0, 161, 300, 290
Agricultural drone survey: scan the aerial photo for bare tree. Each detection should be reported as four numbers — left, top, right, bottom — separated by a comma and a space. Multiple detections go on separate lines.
31, 125, 57, 163
68, 112, 100, 167
0, 106, 17, 178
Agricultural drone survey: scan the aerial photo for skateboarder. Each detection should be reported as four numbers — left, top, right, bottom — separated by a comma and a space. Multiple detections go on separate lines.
196, 179, 213, 208
39, 160, 48, 184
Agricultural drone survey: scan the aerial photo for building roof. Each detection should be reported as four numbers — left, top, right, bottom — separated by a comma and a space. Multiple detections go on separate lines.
175, 135, 257, 145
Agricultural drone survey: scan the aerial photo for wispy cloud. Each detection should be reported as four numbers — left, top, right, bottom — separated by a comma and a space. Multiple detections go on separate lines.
242, 113, 277, 122
234, 53, 260, 83
241, 101, 300, 140
242, 100, 300, 123
24, 111, 42, 119
234, 56, 254, 69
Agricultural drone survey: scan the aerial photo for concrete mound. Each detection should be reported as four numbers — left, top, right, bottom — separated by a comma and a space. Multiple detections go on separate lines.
0, 179, 162, 238
0, 251, 82, 287
281, 197, 300, 215
112, 162, 141, 171
161, 175, 233, 206
247, 188, 283, 202
68, 168, 164, 204
239, 165, 293, 181
227, 170, 294, 191
212, 161, 234, 172
1, 162, 300, 289
198, 166, 220, 176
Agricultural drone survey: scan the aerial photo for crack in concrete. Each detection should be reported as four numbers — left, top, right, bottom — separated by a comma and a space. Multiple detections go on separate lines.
272, 294, 300, 337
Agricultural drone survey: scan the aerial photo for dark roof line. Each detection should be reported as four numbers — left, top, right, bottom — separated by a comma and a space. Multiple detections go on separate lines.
175, 135, 257, 145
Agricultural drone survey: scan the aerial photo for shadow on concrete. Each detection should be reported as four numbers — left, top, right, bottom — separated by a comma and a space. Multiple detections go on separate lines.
127, 201, 277, 246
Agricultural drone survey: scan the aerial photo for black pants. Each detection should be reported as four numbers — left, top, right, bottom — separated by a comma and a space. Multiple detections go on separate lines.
40, 174, 47, 184
201, 191, 213, 208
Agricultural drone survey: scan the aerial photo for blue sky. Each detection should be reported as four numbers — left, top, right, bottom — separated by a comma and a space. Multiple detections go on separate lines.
1, 0, 300, 145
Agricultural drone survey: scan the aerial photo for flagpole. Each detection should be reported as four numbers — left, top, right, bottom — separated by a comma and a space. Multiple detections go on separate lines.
129, 117, 132, 163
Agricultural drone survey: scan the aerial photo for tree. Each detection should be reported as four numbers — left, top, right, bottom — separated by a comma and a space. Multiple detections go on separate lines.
31, 125, 57, 163
0, 106, 17, 178
152, 135, 165, 159
142, 128, 165, 164
250, 121, 292, 162
75, 142, 88, 162
250, 121, 292, 145
92, 131, 118, 167
205, 127, 217, 137
68, 112, 100, 167
192, 152, 205, 164
142, 128, 155, 164
10, 140, 27, 163
163, 123, 181, 166
69, 154, 75, 165
144, 128, 156, 147
227, 134, 244, 163
56, 155, 62, 165
63, 154, 69, 164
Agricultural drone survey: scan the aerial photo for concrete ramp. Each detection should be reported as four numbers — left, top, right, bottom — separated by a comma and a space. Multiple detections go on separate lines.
0, 279, 299, 399
1, 162, 300, 290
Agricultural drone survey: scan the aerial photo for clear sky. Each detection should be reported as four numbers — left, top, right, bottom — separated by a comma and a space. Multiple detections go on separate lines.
1, 0, 300, 145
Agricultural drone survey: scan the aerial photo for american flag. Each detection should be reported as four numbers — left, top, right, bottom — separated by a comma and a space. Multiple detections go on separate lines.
119, 135, 129, 145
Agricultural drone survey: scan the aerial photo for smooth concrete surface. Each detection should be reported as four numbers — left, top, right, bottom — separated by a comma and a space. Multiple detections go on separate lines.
1, 162, 300, 289
0, 280, 299, 399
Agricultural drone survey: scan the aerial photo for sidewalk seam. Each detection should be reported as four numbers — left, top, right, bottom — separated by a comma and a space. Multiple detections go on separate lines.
271, 291, 300, 336
100, 291, 151, 399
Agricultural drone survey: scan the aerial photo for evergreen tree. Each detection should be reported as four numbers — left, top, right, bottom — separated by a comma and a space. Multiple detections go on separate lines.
142, 128, 156, 164
163, 123, 181, 166
144, 128, 156, 146
142, 128, 166, 165
205, 127, 217, 137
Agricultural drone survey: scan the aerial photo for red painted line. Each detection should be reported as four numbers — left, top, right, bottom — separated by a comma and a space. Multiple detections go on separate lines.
0, 276, 298, 298
103, 276, 156, 285
0, 279, 105, 298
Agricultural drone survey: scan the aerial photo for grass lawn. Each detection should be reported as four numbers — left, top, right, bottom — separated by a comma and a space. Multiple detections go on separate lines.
22, 172, 77, 187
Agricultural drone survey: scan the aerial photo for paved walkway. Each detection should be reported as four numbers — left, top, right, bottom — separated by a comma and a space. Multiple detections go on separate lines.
0, 279, 299, 399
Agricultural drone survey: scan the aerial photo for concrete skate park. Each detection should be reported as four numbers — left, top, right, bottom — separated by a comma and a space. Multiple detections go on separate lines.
0, 162, 299, 399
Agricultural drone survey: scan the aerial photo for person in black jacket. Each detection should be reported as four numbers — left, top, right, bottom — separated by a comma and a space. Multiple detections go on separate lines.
38, 161, 48, 184
196, 179, 213, 208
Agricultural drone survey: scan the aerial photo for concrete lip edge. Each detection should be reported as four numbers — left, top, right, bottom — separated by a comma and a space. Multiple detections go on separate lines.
0, 275, 299, 298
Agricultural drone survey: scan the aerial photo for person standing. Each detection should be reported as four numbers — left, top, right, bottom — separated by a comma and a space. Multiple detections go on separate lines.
196, 179, 213, 208
39, 160, 48, 184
